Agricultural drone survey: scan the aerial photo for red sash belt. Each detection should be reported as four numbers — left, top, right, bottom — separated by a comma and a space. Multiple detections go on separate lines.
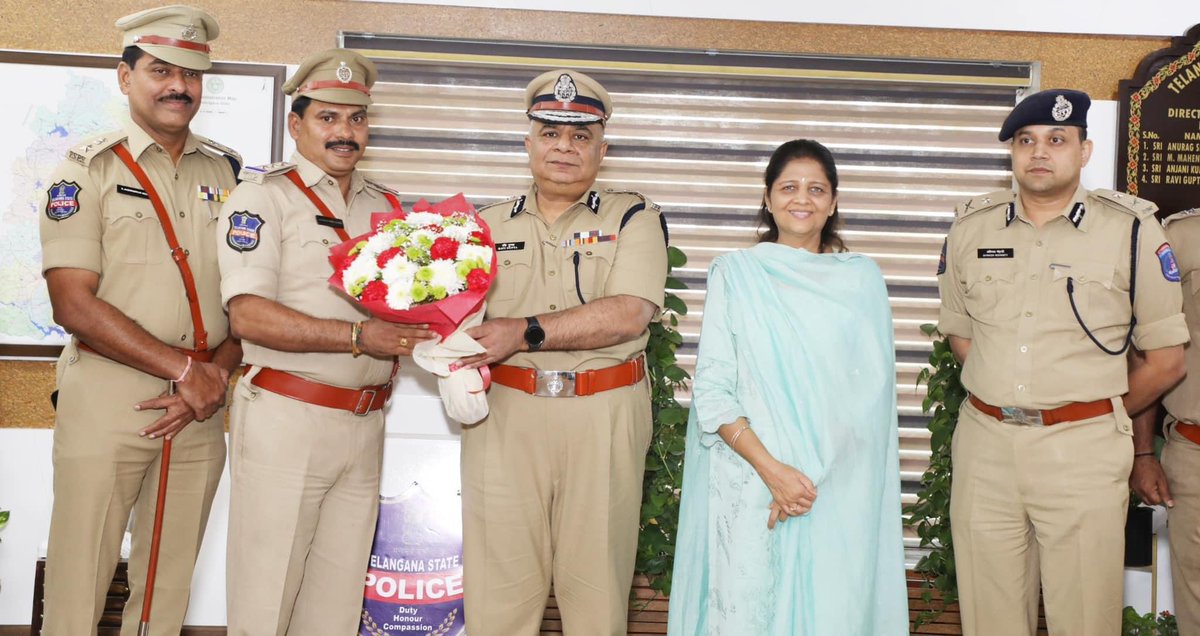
969, 395, 1114, 426
491, 356, 645, 397
247, 366, 391, 415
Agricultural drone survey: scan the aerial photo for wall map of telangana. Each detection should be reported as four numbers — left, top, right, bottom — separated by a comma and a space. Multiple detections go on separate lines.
0, 53, 282, 351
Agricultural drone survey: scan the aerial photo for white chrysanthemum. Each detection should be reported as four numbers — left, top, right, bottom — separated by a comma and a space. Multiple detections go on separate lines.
457, 244, 493, 266
381, 256, 416, 287
405, 212, 444, 228
408, 228, 439, 247
441, 224, 474, 243
343, 253, 380, 295
385, 280, 414, 311
429, 259, 464, 294
363, 232, 393, 257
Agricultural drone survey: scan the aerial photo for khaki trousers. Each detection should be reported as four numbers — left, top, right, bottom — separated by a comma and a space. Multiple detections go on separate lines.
1163, 425, 1200, 634
225, 373, 385, 636
951, 400, 1132, 636
461, 380, 652, 636
42, 347, 225, 636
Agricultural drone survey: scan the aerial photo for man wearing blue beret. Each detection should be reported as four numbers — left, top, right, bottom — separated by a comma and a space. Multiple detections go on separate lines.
937, 89, 1189, 635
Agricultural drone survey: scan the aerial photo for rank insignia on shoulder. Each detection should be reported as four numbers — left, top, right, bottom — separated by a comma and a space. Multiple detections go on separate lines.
510, 195, 527, 218
198, 184, 230, 203
227, 211, 264, 252
238, 162, 295, 184
586, 191, 600, 213
46, 181, 82, 221
1157, 243, 1181, 282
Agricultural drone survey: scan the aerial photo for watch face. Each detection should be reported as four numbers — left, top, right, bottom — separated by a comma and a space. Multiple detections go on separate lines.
524, 319, 546, 349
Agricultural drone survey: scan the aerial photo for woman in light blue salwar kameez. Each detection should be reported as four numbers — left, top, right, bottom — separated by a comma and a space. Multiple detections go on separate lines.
667, 140, 908, 635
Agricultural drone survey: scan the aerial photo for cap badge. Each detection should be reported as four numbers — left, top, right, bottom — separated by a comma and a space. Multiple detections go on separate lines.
336, 61, 353, 84
553, 73, 577, 103
1052, 95, 1073, 122
181, 24, 198, 41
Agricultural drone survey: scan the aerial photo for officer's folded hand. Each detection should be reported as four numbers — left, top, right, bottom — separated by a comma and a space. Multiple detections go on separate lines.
134, 392, 197, 441
176, 360, 230, 421
360, 318, 436, 358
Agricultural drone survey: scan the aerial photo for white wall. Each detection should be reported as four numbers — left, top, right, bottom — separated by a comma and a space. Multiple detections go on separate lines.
362, 0, 1197, 37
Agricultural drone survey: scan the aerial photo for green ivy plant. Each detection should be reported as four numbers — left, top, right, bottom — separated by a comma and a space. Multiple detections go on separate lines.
636, 245, 691, 597
0, 508, 8, 540
1123, 607, 1179, 635
905, 324, 966, 625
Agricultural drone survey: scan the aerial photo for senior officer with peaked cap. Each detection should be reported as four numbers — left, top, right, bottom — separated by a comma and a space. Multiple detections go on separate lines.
38, 5, 243, 635
938, 89, 1189, 635
457, 69, 668, 635
217, 49, 434, 635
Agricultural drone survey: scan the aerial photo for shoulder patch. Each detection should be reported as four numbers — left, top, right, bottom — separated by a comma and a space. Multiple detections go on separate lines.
1091, 189, 1158, 219
954, 190, 1014, 220
1163, 207, 1200, 228
227, 211, 264, 252
1157, 243, 1182, 282
195, 135, 243, 165
46, 180, 82, 221
65, 131, 126, 167
238, 161, 296, 185
363, 178, 399, 196
478, 195, 521, 215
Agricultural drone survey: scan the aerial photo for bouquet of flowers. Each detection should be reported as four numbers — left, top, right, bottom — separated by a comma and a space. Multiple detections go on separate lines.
329, 193, 496, 423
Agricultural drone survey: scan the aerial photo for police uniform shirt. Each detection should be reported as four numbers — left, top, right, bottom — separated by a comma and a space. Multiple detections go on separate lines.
480, 185, 667, 371
216, 152, 396, 387
1163, 211, 1200, 423
40, 122, 236, 349
938, 186, 1189, 409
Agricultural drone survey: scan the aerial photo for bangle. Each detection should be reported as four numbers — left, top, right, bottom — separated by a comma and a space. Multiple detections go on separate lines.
1134, 451, 1156, 458
350, 321, 363, 357
729, 422, 751, 451
173, 356, 193, 384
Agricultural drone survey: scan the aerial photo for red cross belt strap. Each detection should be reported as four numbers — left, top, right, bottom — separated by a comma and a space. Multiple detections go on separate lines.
284, 169, 402, 244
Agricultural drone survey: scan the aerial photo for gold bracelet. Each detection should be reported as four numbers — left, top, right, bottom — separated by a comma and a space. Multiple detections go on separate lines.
350, 321, 363, 357
729, 422, 751, 451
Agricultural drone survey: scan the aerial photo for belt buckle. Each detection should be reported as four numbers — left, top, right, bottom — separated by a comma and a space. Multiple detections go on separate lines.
535, 370, 576, 397
1001, 406, 1044, 427
354, 389, 377, 416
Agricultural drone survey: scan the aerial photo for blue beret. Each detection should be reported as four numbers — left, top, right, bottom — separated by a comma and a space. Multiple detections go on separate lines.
998, 89, 1091, 142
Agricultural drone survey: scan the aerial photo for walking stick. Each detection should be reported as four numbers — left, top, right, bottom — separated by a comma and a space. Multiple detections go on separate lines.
138, 383, 175, 636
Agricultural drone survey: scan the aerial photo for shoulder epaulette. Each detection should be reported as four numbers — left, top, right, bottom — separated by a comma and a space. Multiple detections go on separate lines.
66, 131, 126, 167
238, 161, 296, 184
479, 194, 524, 217
604, 188, 661, 212
1091, 189, 1158, 219
955, 190, 1014, 220
1163, 208, 1200, 228
364, 178, 399, 196
195, 135, 243, 164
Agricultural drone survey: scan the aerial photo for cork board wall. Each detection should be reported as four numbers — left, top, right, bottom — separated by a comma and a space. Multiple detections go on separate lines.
0, 0, 1172, 427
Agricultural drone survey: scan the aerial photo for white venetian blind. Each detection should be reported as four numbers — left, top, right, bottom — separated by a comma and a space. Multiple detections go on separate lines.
344, 33, 1031, 551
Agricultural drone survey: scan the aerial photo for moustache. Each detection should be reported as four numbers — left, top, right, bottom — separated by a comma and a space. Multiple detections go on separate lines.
158, 93, 193, 104
325, 140, 361, 151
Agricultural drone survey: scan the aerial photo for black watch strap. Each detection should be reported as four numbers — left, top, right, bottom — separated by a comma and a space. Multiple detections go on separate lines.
524, 316, 546, 352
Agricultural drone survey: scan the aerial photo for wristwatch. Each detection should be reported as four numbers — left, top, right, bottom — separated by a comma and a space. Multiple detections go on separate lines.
523, 316, 546, 352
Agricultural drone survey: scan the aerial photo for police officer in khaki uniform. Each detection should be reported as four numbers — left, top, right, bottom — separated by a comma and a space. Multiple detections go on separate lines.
38, 6, 242, 635
457, 69, 668, 636
938, 89, 1189, 636
217, 49, 434, 635
1129, 208, 1200, 633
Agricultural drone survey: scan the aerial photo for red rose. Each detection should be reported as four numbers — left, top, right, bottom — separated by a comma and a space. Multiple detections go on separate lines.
362, 280, 388, 302
376, 246, 404, 268
430, 237, 459, 261
466, 268, 489, 292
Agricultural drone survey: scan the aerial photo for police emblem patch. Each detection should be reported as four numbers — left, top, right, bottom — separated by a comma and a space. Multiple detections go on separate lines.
1156, 243, 1181, 282
1052, 95, 1073, 122
553, 73, 577, 103
336, 61, 353, 84
227, 211, 264, 252
46, 180, 81, 221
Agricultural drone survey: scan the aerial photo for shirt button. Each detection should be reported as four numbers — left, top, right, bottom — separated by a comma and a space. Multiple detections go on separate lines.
1030, 274, 1038, 280
1017, 384, 1026, 391
504, 259, 511, 266
327, 179, 335, 187
586, 250, 593, 256
549, 234, 557, 241
1025, 311, 1033, 317
1019, 345, 1028, 353
178, 211, 186, 218
135, 211, 144, 218
550, 304, 557, 310
323, 239, 329, 245
985, 275, 992, 282
180, 335, 187, 342
549, 271, 556, 277
1036, 240, 1043, 247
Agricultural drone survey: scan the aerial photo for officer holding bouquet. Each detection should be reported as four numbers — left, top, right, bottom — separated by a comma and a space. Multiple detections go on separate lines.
216, 48, 433, 634
460, 69, 669, 635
